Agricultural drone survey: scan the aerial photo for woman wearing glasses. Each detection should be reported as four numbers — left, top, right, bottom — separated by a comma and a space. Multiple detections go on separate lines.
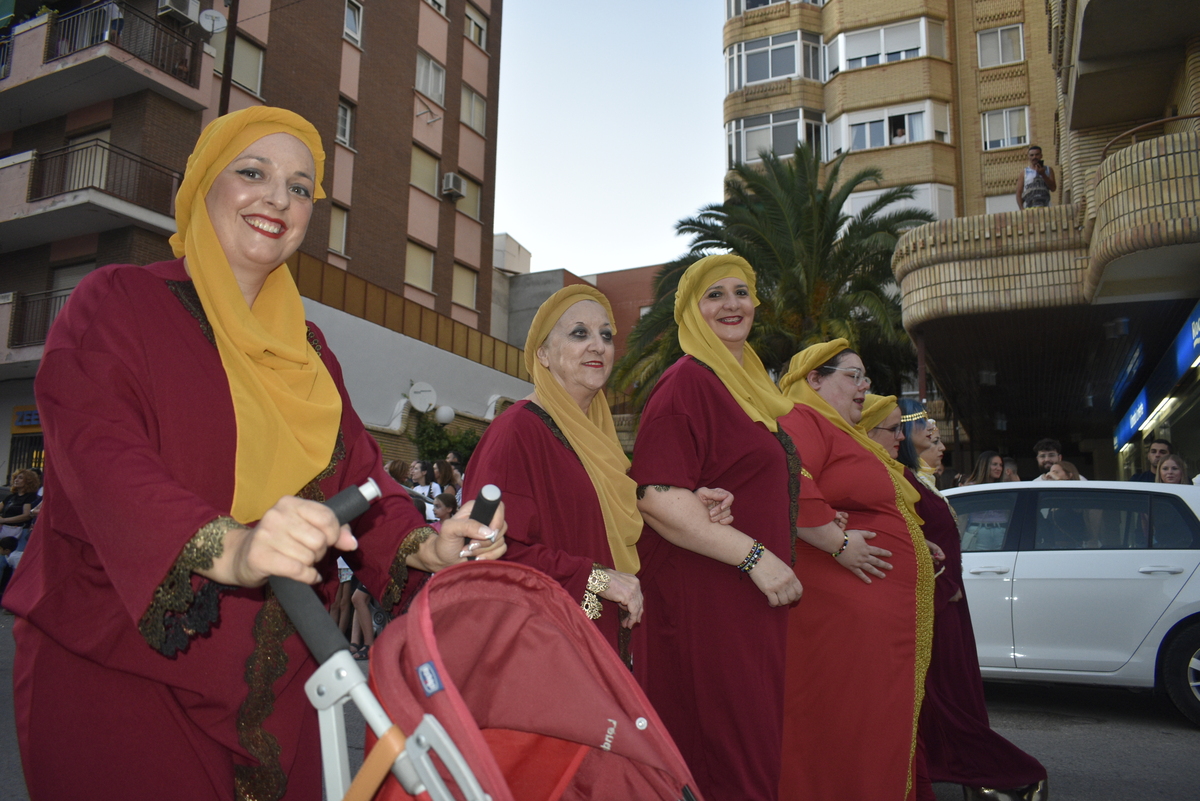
777, 341, 934, 801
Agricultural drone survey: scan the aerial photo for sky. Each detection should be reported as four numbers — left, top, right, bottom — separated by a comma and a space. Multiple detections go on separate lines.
492, 1, 728, 276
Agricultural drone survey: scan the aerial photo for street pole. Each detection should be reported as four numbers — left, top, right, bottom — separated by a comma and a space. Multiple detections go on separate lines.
218, 0, 241, 116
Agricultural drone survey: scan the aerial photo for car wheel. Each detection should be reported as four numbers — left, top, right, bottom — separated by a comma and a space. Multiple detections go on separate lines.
1163, 623, 1200, 727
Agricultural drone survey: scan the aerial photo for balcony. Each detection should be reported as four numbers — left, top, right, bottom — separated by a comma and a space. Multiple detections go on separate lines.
0, 140, 179, 254
0, 6, 211, 129
8, 287, 72, 348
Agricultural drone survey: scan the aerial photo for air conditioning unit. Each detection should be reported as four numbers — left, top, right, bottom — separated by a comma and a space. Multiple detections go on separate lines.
158, 0, 201, 25
442, 172, 466, 199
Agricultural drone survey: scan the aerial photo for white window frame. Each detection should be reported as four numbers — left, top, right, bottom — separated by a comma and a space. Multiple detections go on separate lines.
977, 24, 1024, 69
727, 108, 824, 167
982, 106, 1028, 151
727, 0, 813, 19
465, 4, 487, 49
828, 100, 951, 155
802, 32, 822, 80
336, 101, 354, 147
416, 51, 446, 107
461, 85, 486, 135
424, 0, 447, 16
825, 17, 943, 77
344, 1, 363, 47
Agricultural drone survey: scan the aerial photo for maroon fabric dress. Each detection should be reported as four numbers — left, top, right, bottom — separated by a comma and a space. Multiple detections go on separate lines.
4, 260, 427, 801
909, 474, 1046, 794
630, 356, 797, 801
462, 399, 629, 657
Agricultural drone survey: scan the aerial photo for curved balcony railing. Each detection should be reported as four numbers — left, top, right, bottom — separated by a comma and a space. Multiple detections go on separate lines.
0, 35, 11, 80
28, 139, 181, 217
45, 2, 200, 87
9, 288, 74, 348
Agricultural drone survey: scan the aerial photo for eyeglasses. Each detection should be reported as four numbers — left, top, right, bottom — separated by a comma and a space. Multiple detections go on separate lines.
871, 424, 904, 438
828, 365, 871, 387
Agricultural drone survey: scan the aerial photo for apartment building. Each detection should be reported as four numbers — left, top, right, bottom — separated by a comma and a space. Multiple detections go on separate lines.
0, 0, 516, 476
888, 1, 1200, 477
723, 0, 1059, 220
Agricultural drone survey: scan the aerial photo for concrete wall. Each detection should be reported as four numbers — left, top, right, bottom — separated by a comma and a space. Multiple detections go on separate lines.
302, 298, 530, 430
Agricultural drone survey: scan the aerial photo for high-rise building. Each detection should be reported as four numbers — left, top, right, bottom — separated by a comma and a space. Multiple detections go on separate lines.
0, 0, 513, 476
723, 0, 1060, 219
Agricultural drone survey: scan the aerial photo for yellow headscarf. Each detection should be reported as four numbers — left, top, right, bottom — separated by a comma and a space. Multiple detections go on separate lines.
526, 286, 641, 574
674, 255, 793, 432
171, 107, 341, 524
779, 340, 922, 514
858, 393, 899, 434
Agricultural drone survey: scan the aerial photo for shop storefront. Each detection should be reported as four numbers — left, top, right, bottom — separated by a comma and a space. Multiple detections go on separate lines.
1115, 300, 1200, 480
8, 404, 43, 480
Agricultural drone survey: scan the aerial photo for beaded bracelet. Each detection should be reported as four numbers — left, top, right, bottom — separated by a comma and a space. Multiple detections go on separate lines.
737, 540, 765, 573
831, 531, 850, 558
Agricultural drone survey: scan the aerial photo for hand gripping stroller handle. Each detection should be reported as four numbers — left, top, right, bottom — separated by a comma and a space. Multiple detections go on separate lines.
268, 479, 381, 664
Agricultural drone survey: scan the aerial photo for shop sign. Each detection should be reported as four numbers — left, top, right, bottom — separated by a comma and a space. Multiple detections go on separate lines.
11, 405, 41, 433
1114, 299, 1200, 449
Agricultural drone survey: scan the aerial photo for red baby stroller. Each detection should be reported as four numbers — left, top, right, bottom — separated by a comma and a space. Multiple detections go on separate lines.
274, 483, 702, 801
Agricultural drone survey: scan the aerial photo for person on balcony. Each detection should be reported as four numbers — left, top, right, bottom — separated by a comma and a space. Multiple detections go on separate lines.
1015, 145, 1056, 209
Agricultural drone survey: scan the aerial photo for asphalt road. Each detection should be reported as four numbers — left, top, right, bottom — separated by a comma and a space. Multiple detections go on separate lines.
3, 613, 1197, 800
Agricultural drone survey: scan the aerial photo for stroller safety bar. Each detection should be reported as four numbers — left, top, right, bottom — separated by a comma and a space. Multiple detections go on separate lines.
269, 480, 501, 801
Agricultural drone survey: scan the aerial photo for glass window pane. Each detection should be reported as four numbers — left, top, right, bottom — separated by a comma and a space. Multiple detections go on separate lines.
232, 38, 263, 94
329, 206, 347, 253
1001, 26, 1022, 63
907, 111, 924, 141
456, 176, 481, 219
1035, 491, 1148, 550
869, 119, 885, 148
979, 31, 1000, 68
773, 109, 799, 122
773, 32, 798, 43
453, 265, 477, 309
773, 121, 798, 156
746, 127, 771, 160
850, 123, 866, 151
405, 242, 435, 291
411, 147, 438, 195
1008, 108, 1027, 144
746, 37, 770, 51
771, 44, 795, 77
826, 39, 839, 76
344, 2, 362, 44
949, 492, 1018, 552
1152, 497, 1197, 549
747, 50, 770, 82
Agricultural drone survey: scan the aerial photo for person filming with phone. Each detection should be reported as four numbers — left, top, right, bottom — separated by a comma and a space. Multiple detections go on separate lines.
1016, 144, 1056, 209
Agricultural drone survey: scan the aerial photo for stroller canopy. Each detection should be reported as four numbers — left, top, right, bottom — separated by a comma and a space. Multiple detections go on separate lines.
369, 561, 701, 801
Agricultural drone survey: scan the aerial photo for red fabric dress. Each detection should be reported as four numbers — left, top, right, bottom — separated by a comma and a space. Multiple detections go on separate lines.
462, 399, 630, 658
909, 474, 1046, 794
630, 356, 797, 801
4, 260, 427, 801
778, 405, 932, 801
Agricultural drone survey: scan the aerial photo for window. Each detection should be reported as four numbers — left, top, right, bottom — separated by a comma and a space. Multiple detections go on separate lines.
832, 101, 948, 153
850, 119, 886, 150
455, 175, 481, 219
1151, 496, 1198, 549
336, 101, 354, 147
452, 264, 477, 309
978, 25, 1023, 68
465, 4, 487, 49
802, 33, 822, 79
982, 106, 1027, 150
845, 29, 881, 69
406, 242, 435, 291
411, 147, 439, 195
948, 492, 1018, 552
424, 0, 446, 14
826, 18, 943, 76
1034, 491, 1150, 550
727, 109, 802, 166
825, 37, 840, 78
329, 206, 348, 254
461, 86, 487, 135
726, 0, 802, 18
883, 21, 921, 62
804, 111, 824, 160
213, 34, 265, 95
416, 52, 446, 106
344, 1, 363, 47
726, 32, 809, 91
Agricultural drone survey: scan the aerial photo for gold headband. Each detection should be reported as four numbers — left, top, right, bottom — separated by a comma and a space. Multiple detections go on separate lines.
901, 411, 928, 423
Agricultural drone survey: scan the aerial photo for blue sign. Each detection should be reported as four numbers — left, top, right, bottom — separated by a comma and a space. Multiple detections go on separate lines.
417, 661, 444, 697
1114, 299, 1200, 449
12, 409, 39, 427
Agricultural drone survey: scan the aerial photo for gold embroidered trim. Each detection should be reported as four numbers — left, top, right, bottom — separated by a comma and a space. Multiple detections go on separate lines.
581, 564, 609, 620
800, 468, 814, 480
381, 527, 435, 612
138, 516, 240, 651
885, 469, 934, 799
166, 279, 215, 346
774, 427, 802, 563
234, 589, 293, 801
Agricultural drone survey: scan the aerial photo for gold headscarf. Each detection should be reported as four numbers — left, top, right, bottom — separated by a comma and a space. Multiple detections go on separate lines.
171, 107, 341, 524
858, 393, 898, 434
526, 286, 641, 574
779, 340, 922, 514
674, 255, 793, 432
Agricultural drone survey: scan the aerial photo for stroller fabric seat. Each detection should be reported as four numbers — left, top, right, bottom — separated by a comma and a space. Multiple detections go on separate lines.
368, 561, 702, 801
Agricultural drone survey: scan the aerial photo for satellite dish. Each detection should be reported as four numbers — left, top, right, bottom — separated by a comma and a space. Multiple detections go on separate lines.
199, 10, 227, 35
409, 382, 437, 413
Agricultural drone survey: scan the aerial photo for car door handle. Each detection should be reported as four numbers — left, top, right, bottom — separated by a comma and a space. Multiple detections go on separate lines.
969, 566, 1011, 574
1138, 566, 1185, 574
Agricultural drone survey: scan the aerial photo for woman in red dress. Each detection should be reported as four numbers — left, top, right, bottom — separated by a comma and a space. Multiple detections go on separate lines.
777, 340, 934, 801
894, 399, 1048, 801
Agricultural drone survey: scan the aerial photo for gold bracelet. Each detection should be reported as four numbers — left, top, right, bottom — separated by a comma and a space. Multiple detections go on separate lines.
581, 565, 610, 620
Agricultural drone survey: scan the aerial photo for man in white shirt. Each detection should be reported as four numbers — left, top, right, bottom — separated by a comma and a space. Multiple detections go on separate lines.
1031, 437, 1088, 480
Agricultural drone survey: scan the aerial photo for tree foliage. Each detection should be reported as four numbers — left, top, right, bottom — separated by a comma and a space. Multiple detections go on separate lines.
612, 144, 933, 406
412, 412, 481, 464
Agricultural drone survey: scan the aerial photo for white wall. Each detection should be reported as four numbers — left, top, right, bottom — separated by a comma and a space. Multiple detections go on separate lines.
302, 300, 532, 428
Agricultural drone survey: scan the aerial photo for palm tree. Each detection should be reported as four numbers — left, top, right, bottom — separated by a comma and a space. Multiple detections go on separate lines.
612, 143, 934, 406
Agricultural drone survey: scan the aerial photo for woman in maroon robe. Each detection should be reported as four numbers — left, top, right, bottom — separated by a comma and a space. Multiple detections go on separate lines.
896, 400, 1049, 801
631, 255, 801, 801
4, 107, 505, 801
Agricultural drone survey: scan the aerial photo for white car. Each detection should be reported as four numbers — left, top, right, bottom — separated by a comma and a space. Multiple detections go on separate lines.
943, 481, 1200, 726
